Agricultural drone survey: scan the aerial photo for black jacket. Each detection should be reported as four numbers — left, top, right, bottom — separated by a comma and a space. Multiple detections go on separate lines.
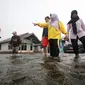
9, 35, 21, 47
42, 28, 48, 37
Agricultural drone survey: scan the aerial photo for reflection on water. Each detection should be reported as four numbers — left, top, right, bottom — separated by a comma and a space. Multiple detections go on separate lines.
70, 59, 85, 80
6, 55, 27, 85
41, 61, 65, 85
0, 53, 85, 85
10, 55, 25, 64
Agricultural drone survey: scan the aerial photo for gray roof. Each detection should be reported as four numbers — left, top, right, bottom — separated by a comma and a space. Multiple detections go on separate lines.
0, 33, 40, 44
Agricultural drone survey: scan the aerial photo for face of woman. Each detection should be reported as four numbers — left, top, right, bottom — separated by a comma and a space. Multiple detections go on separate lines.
72, 13, 77, 18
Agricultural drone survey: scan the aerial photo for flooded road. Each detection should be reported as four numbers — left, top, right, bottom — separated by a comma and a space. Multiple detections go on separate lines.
0, 53, 85, 85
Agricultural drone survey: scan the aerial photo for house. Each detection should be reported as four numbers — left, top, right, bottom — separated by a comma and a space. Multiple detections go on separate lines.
0, 33, 41, 53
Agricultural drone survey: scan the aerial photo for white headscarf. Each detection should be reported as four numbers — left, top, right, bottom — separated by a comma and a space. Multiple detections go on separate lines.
49, 14, 59, 30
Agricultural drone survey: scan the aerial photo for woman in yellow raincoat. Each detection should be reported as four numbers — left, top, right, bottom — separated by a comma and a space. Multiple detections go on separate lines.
33, 14, 67, 60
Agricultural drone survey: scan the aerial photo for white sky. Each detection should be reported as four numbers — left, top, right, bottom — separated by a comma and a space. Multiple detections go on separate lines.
0, 0, 85, 40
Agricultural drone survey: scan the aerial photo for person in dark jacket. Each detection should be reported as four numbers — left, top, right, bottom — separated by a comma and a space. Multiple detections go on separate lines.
42, 16, 50, 57
9, 31, 21, 54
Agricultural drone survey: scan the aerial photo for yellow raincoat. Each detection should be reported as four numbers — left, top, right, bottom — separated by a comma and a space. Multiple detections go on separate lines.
37, 21, 67, 40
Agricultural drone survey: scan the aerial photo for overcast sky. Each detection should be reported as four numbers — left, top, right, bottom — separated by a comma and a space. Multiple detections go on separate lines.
0, 0, 85, 40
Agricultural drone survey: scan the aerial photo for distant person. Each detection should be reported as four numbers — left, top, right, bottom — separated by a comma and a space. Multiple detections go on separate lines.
67, 10, 85, 58
42, 16, 50, 57
9, 31, 21, 54
33, 14, 67, 61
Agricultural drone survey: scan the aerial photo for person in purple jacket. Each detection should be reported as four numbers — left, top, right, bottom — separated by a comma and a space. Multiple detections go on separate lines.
67, 10, 85, 58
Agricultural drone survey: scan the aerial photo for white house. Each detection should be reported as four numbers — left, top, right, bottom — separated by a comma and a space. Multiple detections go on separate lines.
0, 33, 41, 53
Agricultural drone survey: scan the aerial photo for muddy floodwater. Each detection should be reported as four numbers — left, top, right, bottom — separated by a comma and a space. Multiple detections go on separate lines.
0, 53, 85, 85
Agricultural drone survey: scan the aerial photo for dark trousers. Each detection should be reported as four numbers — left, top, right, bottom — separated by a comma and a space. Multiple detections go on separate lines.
49, 39, 59, 57
71, 36, 85, 55
12, 47, 19, 54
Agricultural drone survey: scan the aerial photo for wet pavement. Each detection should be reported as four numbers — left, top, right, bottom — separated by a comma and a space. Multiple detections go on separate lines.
0, 53, 85, 85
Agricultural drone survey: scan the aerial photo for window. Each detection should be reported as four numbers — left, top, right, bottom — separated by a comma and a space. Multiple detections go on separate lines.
20, 43, 27, 50
24, 44, 27, 50
30, 44, 33, 50
0, 44, 1, 50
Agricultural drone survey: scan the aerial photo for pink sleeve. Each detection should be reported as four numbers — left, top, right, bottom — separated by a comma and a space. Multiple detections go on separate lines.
81, 19, 85, 31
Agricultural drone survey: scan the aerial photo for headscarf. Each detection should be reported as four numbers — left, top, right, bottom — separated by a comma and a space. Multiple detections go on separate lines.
68, 10, 79, 34
49, 14, 59, 30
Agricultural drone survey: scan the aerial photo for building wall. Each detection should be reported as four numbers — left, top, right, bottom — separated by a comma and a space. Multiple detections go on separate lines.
22, 39, 32, 44
0, 43, 9, 51
22, 39, 33, 51
0, 39, 34, 51
23, 39, 40, 51
0, 39, 40, 52
27, 44, 31, 51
